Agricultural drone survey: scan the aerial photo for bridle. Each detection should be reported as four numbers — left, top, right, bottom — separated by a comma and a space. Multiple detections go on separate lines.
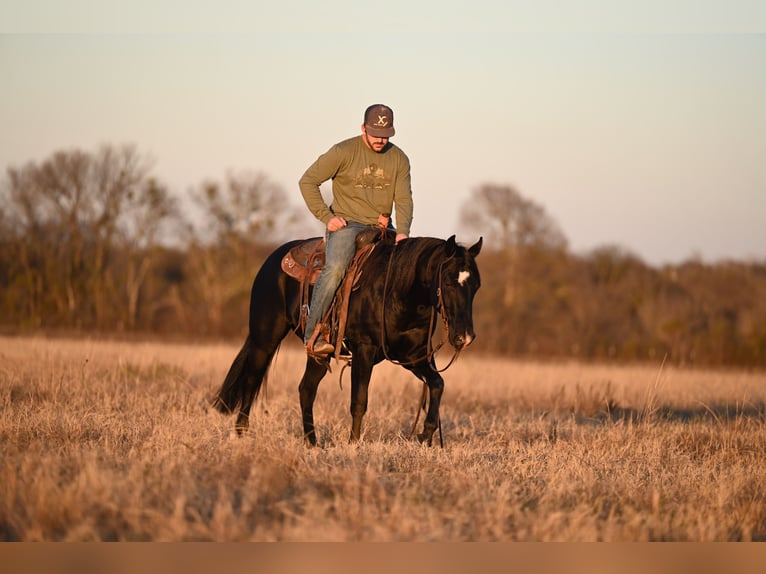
379, 243, 462, 372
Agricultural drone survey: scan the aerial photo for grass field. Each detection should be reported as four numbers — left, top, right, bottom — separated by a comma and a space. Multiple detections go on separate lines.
1, 334, 765, 541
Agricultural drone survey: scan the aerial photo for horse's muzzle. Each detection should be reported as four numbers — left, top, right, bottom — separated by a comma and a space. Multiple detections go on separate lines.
453, 332, 475, 350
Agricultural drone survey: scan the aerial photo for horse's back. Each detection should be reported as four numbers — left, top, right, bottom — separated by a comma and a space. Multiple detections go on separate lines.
248, 238, 319, 336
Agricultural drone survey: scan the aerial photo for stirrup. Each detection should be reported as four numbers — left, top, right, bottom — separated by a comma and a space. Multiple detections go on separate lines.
308, 339, 335, 356
306, 324, 334, 358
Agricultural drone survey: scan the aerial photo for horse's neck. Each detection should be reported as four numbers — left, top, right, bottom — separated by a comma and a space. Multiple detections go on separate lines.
416, 242, 445, 282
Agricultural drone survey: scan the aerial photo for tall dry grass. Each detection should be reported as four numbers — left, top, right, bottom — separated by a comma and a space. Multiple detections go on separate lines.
1, 335, 765, 541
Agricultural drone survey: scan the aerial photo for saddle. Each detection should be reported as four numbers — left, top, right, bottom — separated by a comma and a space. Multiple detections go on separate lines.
281, 226, 395, 357
281, 237, 325, 285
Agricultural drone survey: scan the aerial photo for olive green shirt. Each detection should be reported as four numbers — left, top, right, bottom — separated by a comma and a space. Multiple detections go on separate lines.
299, 135, 413, 236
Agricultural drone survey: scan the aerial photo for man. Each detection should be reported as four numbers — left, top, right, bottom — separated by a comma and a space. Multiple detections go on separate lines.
299, 103, 413, 356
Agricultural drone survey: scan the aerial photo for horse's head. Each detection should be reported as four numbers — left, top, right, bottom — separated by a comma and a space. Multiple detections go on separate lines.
437, 235, 483, 351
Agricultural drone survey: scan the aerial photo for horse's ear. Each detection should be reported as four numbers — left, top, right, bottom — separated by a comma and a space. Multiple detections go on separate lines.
445, 235, 457, 257
468, 237, 483, 257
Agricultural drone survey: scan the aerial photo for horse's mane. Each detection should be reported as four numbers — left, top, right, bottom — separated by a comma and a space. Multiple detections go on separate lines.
384, 236, 447, 292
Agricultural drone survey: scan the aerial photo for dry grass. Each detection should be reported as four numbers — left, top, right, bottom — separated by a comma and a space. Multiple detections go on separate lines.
1, 335, 765, 541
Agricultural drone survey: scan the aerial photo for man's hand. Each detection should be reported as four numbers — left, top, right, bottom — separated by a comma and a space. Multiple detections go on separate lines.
327, 216, 347, 232
395, 233, 408, 244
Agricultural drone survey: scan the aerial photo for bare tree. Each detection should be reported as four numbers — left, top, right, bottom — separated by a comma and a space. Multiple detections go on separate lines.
190, 170, 305, 245
185, 170, 306, 334
2, 144, 169, 328
460, 183, 567, 251
460, 183, 568, 307
119, 178, 180, 329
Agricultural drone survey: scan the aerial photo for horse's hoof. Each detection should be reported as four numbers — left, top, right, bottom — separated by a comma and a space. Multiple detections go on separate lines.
416, 433, 433, 446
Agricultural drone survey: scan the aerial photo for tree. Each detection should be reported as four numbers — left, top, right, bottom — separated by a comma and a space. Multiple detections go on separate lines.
184, 170, 307, 335
119, 177, 180, 329
460, 183, 567, 252
1, 144, 174, 329
460, 183, 568, 307
190, 170, 305, 246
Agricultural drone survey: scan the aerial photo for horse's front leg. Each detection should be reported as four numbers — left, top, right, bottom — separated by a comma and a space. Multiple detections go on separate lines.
406, 364, 445, 446
349, 346, 376, 442
421, 373, 444, 446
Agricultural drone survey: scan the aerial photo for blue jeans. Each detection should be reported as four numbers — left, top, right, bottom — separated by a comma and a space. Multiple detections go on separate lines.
304, 221, 372, 344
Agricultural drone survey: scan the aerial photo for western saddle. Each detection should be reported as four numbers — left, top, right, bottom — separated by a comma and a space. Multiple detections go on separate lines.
280, 226, 395, 358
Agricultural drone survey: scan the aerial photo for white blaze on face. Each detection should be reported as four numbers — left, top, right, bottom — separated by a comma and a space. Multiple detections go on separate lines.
450, 269, 475, 347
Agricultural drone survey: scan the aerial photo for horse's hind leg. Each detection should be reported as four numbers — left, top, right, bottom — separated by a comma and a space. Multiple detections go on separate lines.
215, 242, 304, 434
235, 346, 278, 433
216, 314, 292, 434
298, 358, 329, 446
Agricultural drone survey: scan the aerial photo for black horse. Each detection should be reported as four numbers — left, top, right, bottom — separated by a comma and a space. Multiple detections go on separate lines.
212, 233, 482, 446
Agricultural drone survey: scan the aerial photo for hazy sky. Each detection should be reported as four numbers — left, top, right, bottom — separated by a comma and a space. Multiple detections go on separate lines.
2, 2, 765, 265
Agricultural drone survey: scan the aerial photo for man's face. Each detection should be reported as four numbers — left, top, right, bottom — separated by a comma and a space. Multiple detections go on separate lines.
361, 126, 390, 152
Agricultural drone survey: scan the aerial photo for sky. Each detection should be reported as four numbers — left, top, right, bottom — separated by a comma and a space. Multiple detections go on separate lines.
2, 2, 765, 266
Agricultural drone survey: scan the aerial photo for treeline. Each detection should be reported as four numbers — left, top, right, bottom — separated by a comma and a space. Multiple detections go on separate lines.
472, 245, 766, 366
2, 146, 765, 367
462, 184, 766, 367
0, 144, 306, 337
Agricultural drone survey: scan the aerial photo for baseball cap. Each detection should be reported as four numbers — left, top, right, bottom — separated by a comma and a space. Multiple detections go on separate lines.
364, 104, 395, 137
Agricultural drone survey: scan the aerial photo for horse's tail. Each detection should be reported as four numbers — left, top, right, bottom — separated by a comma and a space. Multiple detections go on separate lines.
212, 334, 258, 415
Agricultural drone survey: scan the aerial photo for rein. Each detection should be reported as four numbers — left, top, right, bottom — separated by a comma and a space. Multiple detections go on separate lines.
379, 243, 461, 372
405, 383, 445, 448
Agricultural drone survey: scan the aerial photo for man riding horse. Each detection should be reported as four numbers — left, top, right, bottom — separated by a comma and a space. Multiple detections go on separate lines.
212, 104, 481, 445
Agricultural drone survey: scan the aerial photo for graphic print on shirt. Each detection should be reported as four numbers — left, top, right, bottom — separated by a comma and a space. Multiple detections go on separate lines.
353, 163, 392, 190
